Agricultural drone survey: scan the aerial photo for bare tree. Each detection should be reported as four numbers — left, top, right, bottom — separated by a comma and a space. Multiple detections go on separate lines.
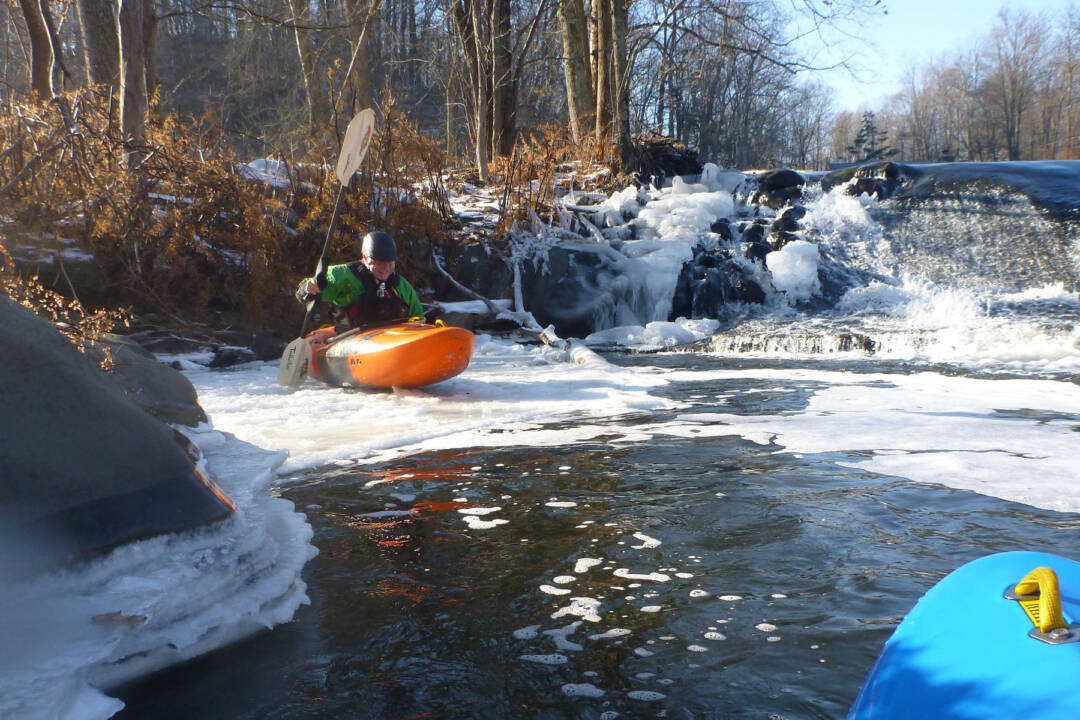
984, 8, 1046, 160
288, 0, 327, 132
17, 0, 54, 97
557, 0, 593, 142
119, 0, 149, 161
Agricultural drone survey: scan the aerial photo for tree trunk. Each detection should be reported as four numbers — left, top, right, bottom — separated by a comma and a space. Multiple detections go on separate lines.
18, 0, 54, 98
557, 0, 593, 143
490, 0, 513, 157
118, 0, 147, 165
144, 3, 159, 107
593, 0, 612, 149
610, 0, 632, 169
470, 0, 490, 181
589, 0, 599, 105
289, 0, 326, 132
40, 0, 72, 90
76, 0, 120, 92
342, 0, 378, 112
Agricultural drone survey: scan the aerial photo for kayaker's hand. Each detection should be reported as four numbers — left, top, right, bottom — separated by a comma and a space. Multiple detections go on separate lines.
296, 278, 321, 304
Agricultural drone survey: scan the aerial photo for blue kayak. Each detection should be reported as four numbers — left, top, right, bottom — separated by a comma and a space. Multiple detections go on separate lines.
850, 551, 1080, 719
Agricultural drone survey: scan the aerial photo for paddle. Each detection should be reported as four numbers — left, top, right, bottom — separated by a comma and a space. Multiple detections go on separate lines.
278, 108, 376, 387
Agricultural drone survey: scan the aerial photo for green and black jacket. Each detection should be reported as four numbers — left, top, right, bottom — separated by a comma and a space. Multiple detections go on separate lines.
297, 262, 423, 329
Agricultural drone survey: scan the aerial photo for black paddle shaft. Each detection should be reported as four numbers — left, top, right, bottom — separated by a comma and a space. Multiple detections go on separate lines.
299, 182, 348, 338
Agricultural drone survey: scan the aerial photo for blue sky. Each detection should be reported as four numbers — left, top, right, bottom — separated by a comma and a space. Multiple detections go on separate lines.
812, 0, 1077, 112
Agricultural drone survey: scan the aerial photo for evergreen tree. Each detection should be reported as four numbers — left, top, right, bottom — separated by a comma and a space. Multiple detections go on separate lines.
847, 111, 897, 161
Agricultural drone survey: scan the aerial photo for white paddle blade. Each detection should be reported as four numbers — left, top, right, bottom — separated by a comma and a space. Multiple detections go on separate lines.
277, 336, 313, 387
335, 108, 376, 186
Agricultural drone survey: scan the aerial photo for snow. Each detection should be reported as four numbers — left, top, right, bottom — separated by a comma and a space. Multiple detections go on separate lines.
585, 318, 719, 349
766, 240, 821, 303
238, 158, 291, 188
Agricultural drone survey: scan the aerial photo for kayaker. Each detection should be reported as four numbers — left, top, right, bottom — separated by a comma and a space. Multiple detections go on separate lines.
295, 231, 424, 329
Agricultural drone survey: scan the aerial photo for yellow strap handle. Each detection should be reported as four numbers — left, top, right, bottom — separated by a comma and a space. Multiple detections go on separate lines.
1013, 567, 1067, 633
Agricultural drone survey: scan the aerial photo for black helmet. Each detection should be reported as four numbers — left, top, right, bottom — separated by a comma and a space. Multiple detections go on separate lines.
361, 231, 397, 262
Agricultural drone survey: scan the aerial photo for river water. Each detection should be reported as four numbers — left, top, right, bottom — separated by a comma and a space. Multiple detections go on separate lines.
114, 348, 1080, 719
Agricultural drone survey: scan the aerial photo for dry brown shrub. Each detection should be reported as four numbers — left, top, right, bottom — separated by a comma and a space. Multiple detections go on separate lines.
0, 90, 456, 338
0, 243, 130, 367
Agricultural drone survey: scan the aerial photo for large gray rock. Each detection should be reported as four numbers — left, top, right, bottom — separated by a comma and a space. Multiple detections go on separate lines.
518, 243, 644, 337
84, 334, 207, 426
0, 299, 234, 579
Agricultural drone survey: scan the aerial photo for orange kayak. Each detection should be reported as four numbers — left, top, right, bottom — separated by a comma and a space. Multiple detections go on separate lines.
305, 322, 475, 389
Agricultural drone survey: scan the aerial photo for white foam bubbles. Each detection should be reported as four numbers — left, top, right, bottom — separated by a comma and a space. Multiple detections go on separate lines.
544, 622, 585, 651
627, 690, 666, 701
588, 628, 632, 641
462, 516, 509, 530
562, 683, 605, 698
457, 506, 501, 515
520, 654, 568, 665
573, 558, 602, 574
552, 597, 603, 623
513, 625, 540, 639
630, 532, 661, 549
613, 569, 671, 582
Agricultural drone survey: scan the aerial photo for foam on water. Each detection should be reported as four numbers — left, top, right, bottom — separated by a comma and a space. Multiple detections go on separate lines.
630, 533, 661, 549
520, 654, 568, 665
562, 683, 605, 698
544, 622, 584, 651
574, 558, 603, 574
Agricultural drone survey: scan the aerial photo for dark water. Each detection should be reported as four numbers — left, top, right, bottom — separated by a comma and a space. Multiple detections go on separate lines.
116, 359, 1080, 719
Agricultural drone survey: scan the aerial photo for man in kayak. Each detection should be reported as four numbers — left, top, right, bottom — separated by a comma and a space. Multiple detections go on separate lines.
295, 231, 424, 330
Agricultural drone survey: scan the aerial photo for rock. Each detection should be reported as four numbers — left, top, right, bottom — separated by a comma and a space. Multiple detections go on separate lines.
771, 206, 807, 233
517, 243, 639, 338
751, 186, 803, 209
744, 240, 772, 265
847, 177, 887, 199
751, 169, 805, 209
209, 345, 257, 368
739, 221, 767, 244
438, 240, 514, 301
632, 134, 704, 182
757, 169, 805, 191
709, 218, 734, 241
769, 231, 800, 251
0, 299, 235, 578
84, 334, 208, 426
820, 161, 910, 199
671, 248, 767, 319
